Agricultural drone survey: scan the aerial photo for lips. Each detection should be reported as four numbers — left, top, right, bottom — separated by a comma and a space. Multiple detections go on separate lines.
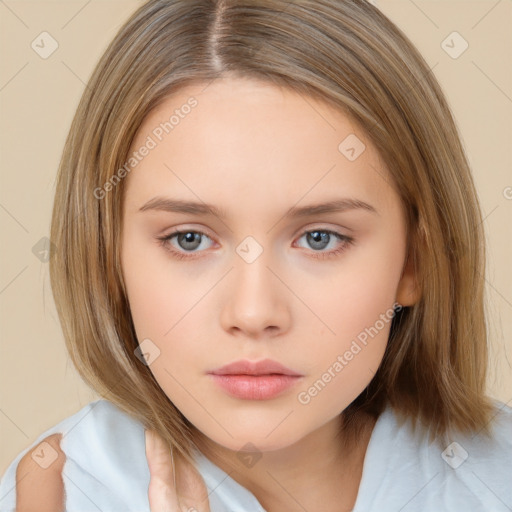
208, 358, 303, 377
207, 359, 304, 400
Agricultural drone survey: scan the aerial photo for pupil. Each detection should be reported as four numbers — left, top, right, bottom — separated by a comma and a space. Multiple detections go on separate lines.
180, 232, 200, 249
309, 231, 328, 250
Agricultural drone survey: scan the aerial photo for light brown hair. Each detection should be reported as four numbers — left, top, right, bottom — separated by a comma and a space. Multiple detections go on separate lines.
49, 0, 496, 466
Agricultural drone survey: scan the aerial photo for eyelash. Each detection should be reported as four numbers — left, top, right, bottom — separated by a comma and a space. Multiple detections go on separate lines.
156, 228, 355, 261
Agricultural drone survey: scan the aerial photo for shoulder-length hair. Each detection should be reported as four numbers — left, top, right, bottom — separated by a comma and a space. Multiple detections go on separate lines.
49, 0, 496, 466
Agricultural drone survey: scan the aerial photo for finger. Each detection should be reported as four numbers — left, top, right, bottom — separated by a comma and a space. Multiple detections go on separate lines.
145, 428, 180, 512
173, 451, 211, 512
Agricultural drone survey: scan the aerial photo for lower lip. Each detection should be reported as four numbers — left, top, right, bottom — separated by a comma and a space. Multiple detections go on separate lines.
209, 374, 302, 400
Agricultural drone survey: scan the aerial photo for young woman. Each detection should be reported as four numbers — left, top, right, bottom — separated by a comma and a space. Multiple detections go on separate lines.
1, 1, 510, 511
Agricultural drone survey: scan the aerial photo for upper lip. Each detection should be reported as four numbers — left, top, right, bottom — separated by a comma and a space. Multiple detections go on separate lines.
208, 359, 303, 377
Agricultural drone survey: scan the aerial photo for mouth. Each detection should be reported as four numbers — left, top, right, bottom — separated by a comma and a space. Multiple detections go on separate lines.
208, 358, 303, 377
208, 374, 303, 400
207, 359, 304, 400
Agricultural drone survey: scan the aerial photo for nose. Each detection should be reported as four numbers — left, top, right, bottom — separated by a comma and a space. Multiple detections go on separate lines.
219, 249, 291, 339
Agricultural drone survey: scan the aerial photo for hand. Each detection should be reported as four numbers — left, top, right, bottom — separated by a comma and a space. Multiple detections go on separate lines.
145, 428, 211, 512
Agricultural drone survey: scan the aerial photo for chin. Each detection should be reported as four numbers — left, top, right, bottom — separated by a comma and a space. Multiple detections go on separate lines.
196, 423, 307, 454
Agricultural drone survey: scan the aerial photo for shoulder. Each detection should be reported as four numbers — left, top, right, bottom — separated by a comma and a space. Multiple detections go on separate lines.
456, 399, 512, 469
452, 399, 512, 457
488, 398, 512, 436
0, 399, 150, 512
432, 399, 512, 503
355, 399, 512, 511
381, 397, 512, 463
415, 398, 512, 477
432, 399, 512, 509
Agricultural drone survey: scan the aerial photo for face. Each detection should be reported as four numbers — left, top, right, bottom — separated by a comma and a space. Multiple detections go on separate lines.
120, 77, 418, 453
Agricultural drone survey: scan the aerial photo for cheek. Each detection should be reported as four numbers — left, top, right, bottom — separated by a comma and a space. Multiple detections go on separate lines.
303, 244, 402, 346
121, 238, 211, 388
123, 264, 175, 341
295, 295, 393, 419
122, 235, 201, 339
294, 243, 402, 409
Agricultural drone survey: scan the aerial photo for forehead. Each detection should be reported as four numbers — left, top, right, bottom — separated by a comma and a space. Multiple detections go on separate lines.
123, 77, 396, 217
133, 77, 366, 152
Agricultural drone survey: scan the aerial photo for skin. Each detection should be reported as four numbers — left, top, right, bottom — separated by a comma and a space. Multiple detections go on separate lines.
120, 77, 421, 512
15, 433, 65, 512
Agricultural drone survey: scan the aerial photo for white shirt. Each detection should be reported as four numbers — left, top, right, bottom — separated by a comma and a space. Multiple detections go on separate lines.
1, 397, 511, 511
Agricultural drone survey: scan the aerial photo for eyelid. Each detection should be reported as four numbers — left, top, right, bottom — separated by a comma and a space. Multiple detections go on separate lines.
160, 222, 351, 243
157, 223, 354, 261
294, 222, 351, 236
163, 226, 218, 248
160, 224, 217, 241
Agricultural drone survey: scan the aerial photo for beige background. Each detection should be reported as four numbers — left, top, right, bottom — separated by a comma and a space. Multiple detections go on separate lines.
1, 0, 511, 476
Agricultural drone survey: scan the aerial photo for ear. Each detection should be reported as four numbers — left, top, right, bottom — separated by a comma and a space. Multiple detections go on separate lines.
395, 248, 421, 307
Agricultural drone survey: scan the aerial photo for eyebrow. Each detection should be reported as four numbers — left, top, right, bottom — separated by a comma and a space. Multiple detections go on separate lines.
138, 196, 379, 218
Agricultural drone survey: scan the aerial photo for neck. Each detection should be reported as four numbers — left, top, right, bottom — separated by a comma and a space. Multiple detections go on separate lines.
192, 412, 377, 512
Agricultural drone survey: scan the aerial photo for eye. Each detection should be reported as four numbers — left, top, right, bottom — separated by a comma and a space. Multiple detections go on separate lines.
295, 229, 354, 260
156, 227, 354, 261
156, 229, 214, 260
